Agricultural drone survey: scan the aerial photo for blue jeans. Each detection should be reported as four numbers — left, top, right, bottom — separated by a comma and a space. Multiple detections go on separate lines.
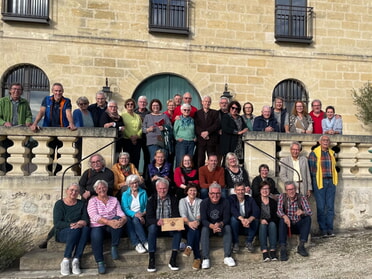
90, 220, 123, 262
147, 224, 182, 253
259, 221, 277, 251
175, 140, 195, 167
57, 226, 90, 259
201, 224, 232, 259
313, 178, 336, 233
278, 215, 311, 245
126, 216, 147, 247
185, 226, 201, 259
230, 216, 258, 245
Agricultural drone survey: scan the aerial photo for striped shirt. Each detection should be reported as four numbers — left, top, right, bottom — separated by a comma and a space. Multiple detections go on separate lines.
87, 196, 125, 227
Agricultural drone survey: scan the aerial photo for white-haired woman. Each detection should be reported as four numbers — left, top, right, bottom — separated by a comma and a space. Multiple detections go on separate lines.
73, 96, 94, 127
224, 152, 251, 195
87, 180, 127, 274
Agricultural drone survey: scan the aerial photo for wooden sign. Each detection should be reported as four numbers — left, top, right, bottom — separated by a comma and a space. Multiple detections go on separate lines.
161, 217, 185, 231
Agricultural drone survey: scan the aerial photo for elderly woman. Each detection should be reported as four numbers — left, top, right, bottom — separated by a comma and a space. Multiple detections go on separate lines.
121, 174, 148, 254
173, 103, 196, 167
174, 154, 199, 200
164, 99, 176, 124
147, 149, 172, 196
322, 105, 343, 135
289, 101, 313, 134
224, 152, 250, 195
87, 180, 127, 274
99, 100, 125, 153
73, 96, 94, 128
54, 182, 90, 276
254, 181, 280, 262
251, 164, 280, 200
179, 183, 202, 270
242, 102, 255, 131
121, 98, 142, 168
111, 152, 143, 199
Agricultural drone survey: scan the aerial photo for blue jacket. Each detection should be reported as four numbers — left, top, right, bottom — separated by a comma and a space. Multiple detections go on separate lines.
121, 187, 148, 218
42, 96, 71, 127
252, 115, 279, 132
229, 194, 260, 220
73, 109, 93, 127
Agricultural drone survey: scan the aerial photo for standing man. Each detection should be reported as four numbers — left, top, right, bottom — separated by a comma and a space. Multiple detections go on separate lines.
194, 95, 220, 168
0, 82, 32, 127
198, 154, 225, 199
146, 178, 182, 272
309, 99, 325, 134
279, 141, 312, 197
88, 91, 108, 127
218, 96, 229, 119
172, 92, 198, 121
277, 181, 312, 261
200, 183, 235, 269
30, 83, 76, 130
253, 105, 279, 132
271, 97, 289, 133
173, 93, 182, 107
308, 135, 338, 237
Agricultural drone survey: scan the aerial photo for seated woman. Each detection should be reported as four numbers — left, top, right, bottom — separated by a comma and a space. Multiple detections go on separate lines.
224, 152, 250, 196
174, 154, 199, 200
322, 105, 342, 135
87, 180, 127, 274
54, 182, 90, 276
251, 164, 280, 200
179, 183, 202, 270
111, 152, 144, 200
254, 181, 280, 262
147, 149, 172, 196
121, 174, 148, 254
289, 101, 313, 134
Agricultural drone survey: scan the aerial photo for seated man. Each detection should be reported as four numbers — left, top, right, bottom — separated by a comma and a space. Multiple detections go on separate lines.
277, 181, 312, 261
199, 154, 225, 199
229, 184, 260, 253
200, 183, 235, 269
146, 178, 182, 272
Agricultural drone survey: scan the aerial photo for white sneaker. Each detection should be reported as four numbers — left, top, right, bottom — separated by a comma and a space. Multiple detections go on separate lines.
60, 259, 70, 276
71, 258, 81, 275
143, 242, 149, 251
201, 258, 210, 269
135, 243, 146, 254
224, 257, 236, 267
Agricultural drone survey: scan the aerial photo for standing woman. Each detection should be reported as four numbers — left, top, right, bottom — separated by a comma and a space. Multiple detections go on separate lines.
289, 101, 313, 134
73, 96, 94, 128
142, 99, 171, 160
173, 103, 196, 168
54, 183, 90, 276
220, 101, 248, 163
87, 180, 127, 274
121, 98, 142, 168
224, 152, 250, 195
242, 102, 255, 131
99, 100, 125, 153
164, 99, 176, 124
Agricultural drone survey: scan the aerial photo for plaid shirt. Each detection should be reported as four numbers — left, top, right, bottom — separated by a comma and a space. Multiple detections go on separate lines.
308, 149, 333, 178
156, 195, 172, 219
277, 193, 312, 223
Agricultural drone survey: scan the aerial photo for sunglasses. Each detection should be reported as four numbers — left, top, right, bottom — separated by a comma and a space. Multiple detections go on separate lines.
231, 107, 239, 111
79, 103, 88, 106
126, 103, 134, 106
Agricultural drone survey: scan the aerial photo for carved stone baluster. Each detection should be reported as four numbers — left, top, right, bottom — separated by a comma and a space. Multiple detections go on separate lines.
30, 136, 53, 176
356, 143, 372, 177
337, 143, 358, 178
0, 135, 6, 176
56, 136, 78, 176
6, 136, 30, 176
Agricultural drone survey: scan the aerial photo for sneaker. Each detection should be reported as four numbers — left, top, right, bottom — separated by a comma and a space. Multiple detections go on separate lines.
97, 261, 106, 274
280, 246, 288, 261
71, 258, 81, 275
223, 257, 236, 267
297, 244, 309, 257
246, 242, 254, 253
179, 241, 186, 251
168, 262, 179, 271
232, 243, 239, 254
321, 231, 328, 238
192, 259, 201, 270
262, 252, 270, 262
135, 243, 147, 254
143, 242, 149, 251
327, 231, 336, 237
60, 259, 70, 276
111, 246, 119, 260
147, 257, 156, 272
270, 250, 278, 261
183, 246, 192, 257
201, 258, 210, 269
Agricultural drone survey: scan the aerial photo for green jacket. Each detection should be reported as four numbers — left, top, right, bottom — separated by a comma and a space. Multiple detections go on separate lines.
0, 96, 33, 126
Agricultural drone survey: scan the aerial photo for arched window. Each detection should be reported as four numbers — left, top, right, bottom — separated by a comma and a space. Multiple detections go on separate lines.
272, 79, 308, 114
1, 64, 50, 121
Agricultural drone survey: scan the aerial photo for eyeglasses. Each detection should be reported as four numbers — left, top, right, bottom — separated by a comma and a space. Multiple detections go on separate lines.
108, 106, 117, 108
261, 187, 270, 191
286, 188, 295, 191
183, 109, 190, 112
184, 97, 192, 100
209, 192, 221, 196
126, 103, 134, 106
91, 160, 102, 164
79, 103, 88, 106
231, 107, 239, 111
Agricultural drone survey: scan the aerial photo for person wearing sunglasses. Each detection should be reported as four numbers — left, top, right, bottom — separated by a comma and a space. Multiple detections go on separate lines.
73, 96, 94, 128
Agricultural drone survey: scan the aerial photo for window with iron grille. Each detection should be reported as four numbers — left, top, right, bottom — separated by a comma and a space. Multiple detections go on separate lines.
275, 0, 313, 44
272, 79, 308, 114
149, 0, 190, 35
2, 0, 50, 24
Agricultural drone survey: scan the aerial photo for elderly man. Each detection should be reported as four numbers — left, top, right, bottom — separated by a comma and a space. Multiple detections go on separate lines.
229, 184, 260, 253
172, 92, 198, 121
308, 135, 338, 237
279, 141, 312, 197
79, 154, 115, 200
277, 181, 312, 261
199, 154, 225, 199
173, 93, 182, 107
253, 105, 279, 132
0, 82, 32, 127
218, 96, 229, 119
88, 91, 108, 127
194, 95, 221, 168
146, 178, 182, 272
200, 183, 235, 269
271, 97, 289, 133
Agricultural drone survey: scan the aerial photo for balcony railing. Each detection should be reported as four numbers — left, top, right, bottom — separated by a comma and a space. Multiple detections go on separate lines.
275, 4, 313, 44
149, 0, 190, 35
2, 0, 50, 24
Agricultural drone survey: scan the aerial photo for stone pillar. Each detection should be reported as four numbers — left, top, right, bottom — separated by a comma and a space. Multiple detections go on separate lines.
30, 136, 53, 176
6, 135, 30, 176
356, 143, 372, 177
337, 142, 358, 178
56, 136, 78, 176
